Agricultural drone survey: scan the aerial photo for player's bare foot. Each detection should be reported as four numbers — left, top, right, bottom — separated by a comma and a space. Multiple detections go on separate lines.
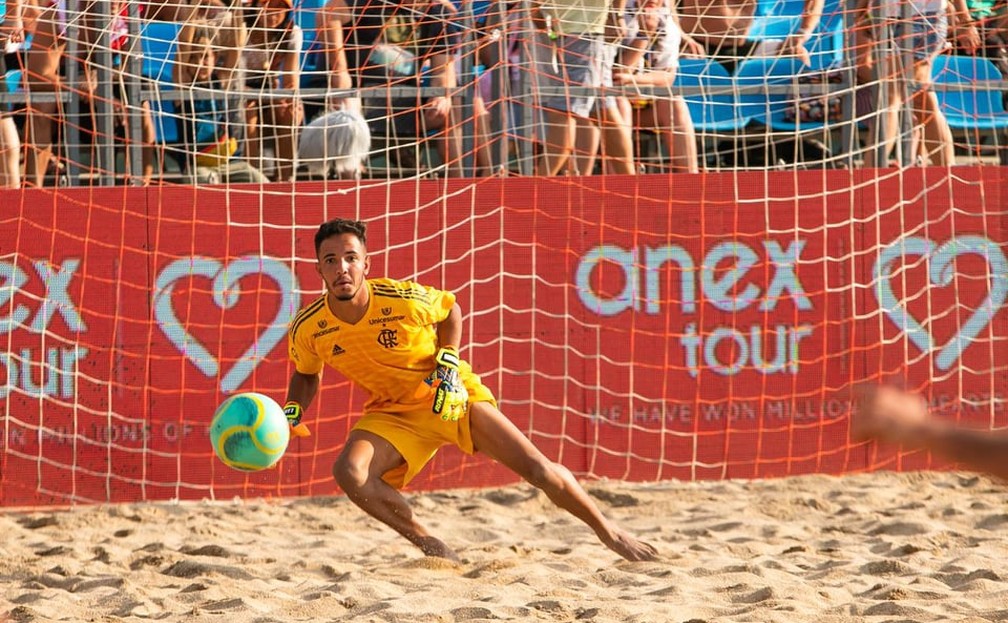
415, 535, 460, 561
603, 530, 658, 561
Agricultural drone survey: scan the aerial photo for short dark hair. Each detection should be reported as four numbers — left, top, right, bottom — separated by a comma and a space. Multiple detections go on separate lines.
314, 218, 367, 255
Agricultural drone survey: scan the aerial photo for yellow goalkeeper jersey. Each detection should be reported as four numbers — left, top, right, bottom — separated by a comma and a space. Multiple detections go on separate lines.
287, 277, 456, 410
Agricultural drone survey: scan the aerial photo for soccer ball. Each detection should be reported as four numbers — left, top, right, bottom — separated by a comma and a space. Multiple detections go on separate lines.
209, 392, 290, 471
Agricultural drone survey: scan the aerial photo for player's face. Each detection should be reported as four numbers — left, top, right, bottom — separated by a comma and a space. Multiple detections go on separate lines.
316, 233, 370, 302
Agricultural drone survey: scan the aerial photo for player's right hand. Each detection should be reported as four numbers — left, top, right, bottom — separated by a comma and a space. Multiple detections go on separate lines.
283, 401, 311, 437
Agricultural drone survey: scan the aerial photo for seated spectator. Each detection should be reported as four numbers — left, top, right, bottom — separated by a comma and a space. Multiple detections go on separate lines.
175, 16, 267, 183
0, 0, 23, 189
854, 0, 977, 167
677, 0, 824, 72
615, 0, 699, 172
242, 0, 304, 182
321, 0, 469, 176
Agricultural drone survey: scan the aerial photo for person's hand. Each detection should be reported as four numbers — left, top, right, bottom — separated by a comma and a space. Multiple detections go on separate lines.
80, 64, 98, 102
425, 347, 469, 421
612, 71, 637, 86
778, 34, 812, 66
277, 97, 305, 126
956, 23, 982, 55
283, 401, 311, 437
680, 33, 706, 58
423, 95, 451, 128
851, 384, 930, 446
1, 14, 24, 45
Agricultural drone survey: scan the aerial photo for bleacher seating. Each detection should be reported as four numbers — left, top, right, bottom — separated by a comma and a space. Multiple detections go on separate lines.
932, 55, 1008, 131
932, 54, 1008, 164
675, 57, 751, 132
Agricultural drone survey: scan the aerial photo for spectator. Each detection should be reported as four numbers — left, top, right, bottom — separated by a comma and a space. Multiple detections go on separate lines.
614, 0, 700, 173
175, 15, 267, 182
855, 0, 978, 167
532, 0, 615, 176
80, 0, 158, 184
321, 0, 469, 177
22, 0, 64, 187
571, 0, 636, 175
0, 0, 22, 188
242, 0, 304, 182
677, 0, 825, 72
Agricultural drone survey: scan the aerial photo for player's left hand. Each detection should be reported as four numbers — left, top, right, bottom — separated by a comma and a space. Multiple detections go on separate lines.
425, 347, 469, 422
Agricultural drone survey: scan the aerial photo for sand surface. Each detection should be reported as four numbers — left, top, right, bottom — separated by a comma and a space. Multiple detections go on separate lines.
2, 471, 1008, 622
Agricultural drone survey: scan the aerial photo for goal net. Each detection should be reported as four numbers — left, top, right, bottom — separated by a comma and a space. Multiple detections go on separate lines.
1, 0, 1006, 505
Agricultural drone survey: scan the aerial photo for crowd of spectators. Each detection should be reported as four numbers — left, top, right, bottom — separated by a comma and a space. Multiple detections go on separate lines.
0, 0, 1006, 187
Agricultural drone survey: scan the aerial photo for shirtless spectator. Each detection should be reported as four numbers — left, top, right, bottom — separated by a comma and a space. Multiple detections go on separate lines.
677, 0, 825, 71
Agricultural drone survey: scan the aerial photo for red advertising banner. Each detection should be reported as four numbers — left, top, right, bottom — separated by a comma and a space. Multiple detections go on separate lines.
1, 168, 1006, 506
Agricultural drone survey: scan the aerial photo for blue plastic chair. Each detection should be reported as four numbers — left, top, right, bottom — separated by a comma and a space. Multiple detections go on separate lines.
932, 54, 1008, 131
140, 21, 182, 83
674, 57, 751, 132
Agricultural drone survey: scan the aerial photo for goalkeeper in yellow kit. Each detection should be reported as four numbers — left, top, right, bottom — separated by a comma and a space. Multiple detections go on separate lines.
283, 218, 658, 562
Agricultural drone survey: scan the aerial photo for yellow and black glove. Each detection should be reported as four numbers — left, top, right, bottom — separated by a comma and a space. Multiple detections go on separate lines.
424, 347, 469, 422
283, 401, 311, 437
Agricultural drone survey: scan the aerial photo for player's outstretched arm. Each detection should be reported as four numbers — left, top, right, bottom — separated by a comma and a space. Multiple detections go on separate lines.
284, 371, 320, 437
853, 385, 1008, 481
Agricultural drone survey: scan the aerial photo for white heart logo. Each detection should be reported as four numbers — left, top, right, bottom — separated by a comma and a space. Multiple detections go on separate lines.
874, 235, 1008, 370
153, 256, 300, 392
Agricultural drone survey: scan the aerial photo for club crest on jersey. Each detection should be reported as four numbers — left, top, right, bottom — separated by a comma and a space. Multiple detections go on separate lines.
377, 329, 398, 349
331, 343, 346, 356
381, 306, 392, 316
318, 319, 327, 329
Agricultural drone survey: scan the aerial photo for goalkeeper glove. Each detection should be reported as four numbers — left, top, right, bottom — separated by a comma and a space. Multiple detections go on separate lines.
283, 401, 311, 437
425, 346, 469, 422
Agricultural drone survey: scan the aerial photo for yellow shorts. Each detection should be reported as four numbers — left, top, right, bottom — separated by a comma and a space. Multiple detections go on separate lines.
352, 364, 497, 489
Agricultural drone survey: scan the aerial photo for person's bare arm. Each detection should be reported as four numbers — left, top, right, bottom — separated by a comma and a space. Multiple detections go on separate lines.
854, 385, 1008, 482
320, 0, 353, 106
949, 0, 981, 54
286, 370, 321, 410
778, 0, 824, 65
436, 302, 463, 352
2, 0, 24, 43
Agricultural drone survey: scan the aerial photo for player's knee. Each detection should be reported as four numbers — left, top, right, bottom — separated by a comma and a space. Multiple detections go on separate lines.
333, 455, 369, 492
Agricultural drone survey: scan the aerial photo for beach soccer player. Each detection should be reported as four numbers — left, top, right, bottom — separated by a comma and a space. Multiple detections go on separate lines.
282, 218, 658, 562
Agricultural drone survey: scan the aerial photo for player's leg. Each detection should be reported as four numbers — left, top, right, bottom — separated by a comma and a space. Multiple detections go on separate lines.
333, 429, 456, 559
468, 402, 658, 561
